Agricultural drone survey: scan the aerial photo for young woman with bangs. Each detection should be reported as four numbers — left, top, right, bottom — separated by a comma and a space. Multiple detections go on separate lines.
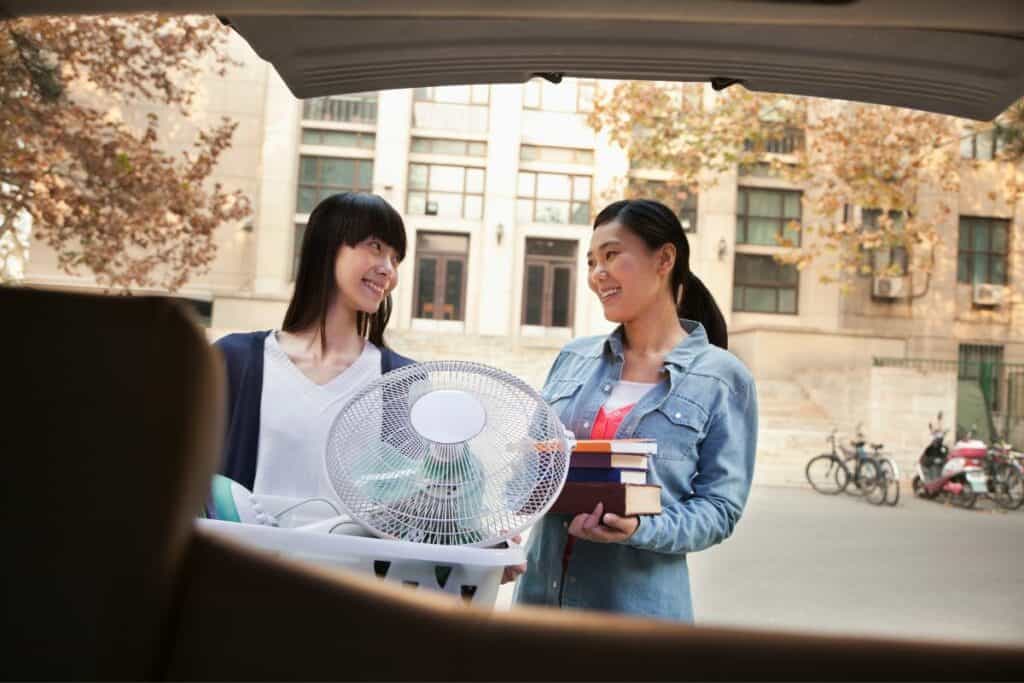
513, 198, 758, 623
215, 192, 415, 503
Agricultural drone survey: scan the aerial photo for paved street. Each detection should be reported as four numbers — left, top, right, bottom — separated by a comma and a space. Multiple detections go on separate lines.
502, 486, 1024, 648
689, 487, 1023, 647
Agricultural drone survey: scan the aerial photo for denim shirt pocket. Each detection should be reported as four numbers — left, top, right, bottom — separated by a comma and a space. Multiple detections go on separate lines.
541, 379, 583, 425
641, 395, 707, 499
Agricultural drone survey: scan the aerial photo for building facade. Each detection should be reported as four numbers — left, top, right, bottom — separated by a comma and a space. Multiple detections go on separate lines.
23, 33, 1024, 461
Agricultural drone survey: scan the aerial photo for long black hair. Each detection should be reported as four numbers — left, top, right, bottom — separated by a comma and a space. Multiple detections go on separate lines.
593, 198, 728, 349
283, 192, 407, 351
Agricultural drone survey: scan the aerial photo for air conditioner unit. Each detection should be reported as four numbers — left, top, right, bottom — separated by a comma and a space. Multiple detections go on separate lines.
972, 283, 1004, 307
872, 276, 908, 299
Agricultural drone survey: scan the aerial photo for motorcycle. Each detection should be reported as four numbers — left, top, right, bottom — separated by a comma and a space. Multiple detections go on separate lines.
912, 412, 987, 509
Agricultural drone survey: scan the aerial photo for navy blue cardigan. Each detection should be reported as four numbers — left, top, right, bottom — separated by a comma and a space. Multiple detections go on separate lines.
214, 331, 415, 489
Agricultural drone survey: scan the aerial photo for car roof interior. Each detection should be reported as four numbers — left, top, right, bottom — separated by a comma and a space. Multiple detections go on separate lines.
3, 0, 1024, 679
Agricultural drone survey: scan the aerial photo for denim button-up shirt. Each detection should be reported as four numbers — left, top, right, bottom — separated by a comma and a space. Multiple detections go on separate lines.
513, 320, 758, 622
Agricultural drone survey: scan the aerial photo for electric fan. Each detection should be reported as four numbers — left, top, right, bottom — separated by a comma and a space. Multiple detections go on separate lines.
323, 360, 572, 546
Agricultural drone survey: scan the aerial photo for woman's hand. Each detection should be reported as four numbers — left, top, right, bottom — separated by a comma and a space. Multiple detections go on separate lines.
568, 502, 639, 543
500, 534, 527, 584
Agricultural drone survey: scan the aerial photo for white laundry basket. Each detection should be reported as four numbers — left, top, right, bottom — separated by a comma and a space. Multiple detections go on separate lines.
196, 518, 524, 608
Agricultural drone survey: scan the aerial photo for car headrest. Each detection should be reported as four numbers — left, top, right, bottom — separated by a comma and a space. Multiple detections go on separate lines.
0, 287, 225, 679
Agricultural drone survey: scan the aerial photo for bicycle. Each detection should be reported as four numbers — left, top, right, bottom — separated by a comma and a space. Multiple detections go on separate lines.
805, 427, 882, 500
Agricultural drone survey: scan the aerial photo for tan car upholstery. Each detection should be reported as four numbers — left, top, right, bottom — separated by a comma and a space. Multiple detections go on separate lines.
3, 287, 1022, 680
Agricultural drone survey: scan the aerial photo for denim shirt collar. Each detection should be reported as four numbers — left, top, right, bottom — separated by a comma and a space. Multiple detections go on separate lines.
603, 318, 708, 371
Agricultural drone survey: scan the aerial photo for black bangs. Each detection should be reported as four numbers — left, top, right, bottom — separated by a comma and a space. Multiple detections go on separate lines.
336, 192, 408, 262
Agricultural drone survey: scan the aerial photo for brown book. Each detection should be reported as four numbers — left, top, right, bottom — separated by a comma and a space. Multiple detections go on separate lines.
570, 452, 649, 470
548, 482, 662, 516
572, 438, 658, 455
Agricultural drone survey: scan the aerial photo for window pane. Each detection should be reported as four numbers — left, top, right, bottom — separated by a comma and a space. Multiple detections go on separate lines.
464, 195, 483, 220
517, 199, 534, 223
301, 130, 321, 145
465, 168, 485, 194
778, 289, 797, 314
576, 149, 594, 165
744, 287, 778, 313
733, 286, 743, 310
418, 232, 469, 253
977, 129, 995, 160
542, 147, 575, 163
524, 264, 545, 325
410, 138, 431, 153
973, 252, 989, 283
992, 223, 1008, 253
444, 259, 464, 320
407, 192, 426, 215
322, 158, 355, 187
992, 258, 1007, 285
468, 141, 487, 157
535, 200, 570, 224
324, 131, 358, 147
297, 187, 317, 213
746, 218, 781, 246
782, 192, 801, 218
358, 161, 373, 190
573, 176, 592, 200
960, 133, 975, 159
973, 224, 990, 252
571, 201, 590, 225
518, 172, 536, 197
299, 157, 318, 183
536, 173, 572, 200
431, 192, 464, 218
527, 238, 576, 258
430, 165, 465, 192
417, 257, 438, 318
520, 145, 538, 162
551, 266, 572, 327
409, 164, 428, 190
747, 190, 781, 217
434, 139, 467, 155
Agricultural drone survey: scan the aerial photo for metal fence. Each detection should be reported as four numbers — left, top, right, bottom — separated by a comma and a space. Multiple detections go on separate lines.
874, 357, 1024, 447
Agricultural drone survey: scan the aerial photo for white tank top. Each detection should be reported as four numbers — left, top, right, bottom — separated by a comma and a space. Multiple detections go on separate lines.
604, 380, 657, 412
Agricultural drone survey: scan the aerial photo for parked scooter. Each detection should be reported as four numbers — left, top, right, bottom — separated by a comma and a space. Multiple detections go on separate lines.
912, 412, 987, 508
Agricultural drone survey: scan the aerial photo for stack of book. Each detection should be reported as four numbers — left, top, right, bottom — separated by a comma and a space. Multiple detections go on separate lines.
548, 438, 662, 516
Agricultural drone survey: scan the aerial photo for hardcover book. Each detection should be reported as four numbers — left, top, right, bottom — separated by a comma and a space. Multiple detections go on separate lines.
548, 482, 662, 516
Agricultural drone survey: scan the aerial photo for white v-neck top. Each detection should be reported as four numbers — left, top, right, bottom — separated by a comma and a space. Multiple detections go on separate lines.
603, 380, 657, 413
253, 331, 382, 501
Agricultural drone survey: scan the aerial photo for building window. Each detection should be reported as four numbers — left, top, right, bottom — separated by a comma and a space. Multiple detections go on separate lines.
413, 232, 469, 321
302, 93, 378, 124
960, 126, 1008, 161
522, 238, 577, 328
517, 172, 591, 225
520, 144, 595, 165
301, 129, 376, 149
743, 127, 805, 155
958, 216, 1009, 285
733, 253, 799, 314
410, 137, 487, 157
736, 187, 802, 246
522, 78, 596, 113
414, 85, 490, 105
296, 156, 373, 214
862, 208, 909, 276
407, 164, 485, 220
627, 179, 698, 232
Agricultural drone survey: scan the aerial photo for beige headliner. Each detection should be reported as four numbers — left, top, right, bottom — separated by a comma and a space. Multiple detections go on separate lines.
4, 0, 1024, 120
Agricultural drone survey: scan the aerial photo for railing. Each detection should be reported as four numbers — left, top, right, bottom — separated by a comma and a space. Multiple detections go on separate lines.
743, 128, 805, 155
302, 95, 378, 124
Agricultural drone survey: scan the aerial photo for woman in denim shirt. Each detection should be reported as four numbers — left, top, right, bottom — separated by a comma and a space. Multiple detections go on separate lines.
513, 199, 758, 622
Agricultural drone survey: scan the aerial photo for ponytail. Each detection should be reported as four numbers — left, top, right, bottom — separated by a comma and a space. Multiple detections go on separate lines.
679, 272, 728, 350
595, 198, 729, 350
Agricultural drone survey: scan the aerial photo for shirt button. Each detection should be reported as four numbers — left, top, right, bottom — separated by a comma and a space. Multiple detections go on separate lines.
582, 421, 590, 428
675, 412, 682, 419
552, 581, 558, 589
603, 384, 611, 392
562, 521, 569, 529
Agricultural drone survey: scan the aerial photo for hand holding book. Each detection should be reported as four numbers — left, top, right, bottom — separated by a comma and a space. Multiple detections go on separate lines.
567, 501, 639, 543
